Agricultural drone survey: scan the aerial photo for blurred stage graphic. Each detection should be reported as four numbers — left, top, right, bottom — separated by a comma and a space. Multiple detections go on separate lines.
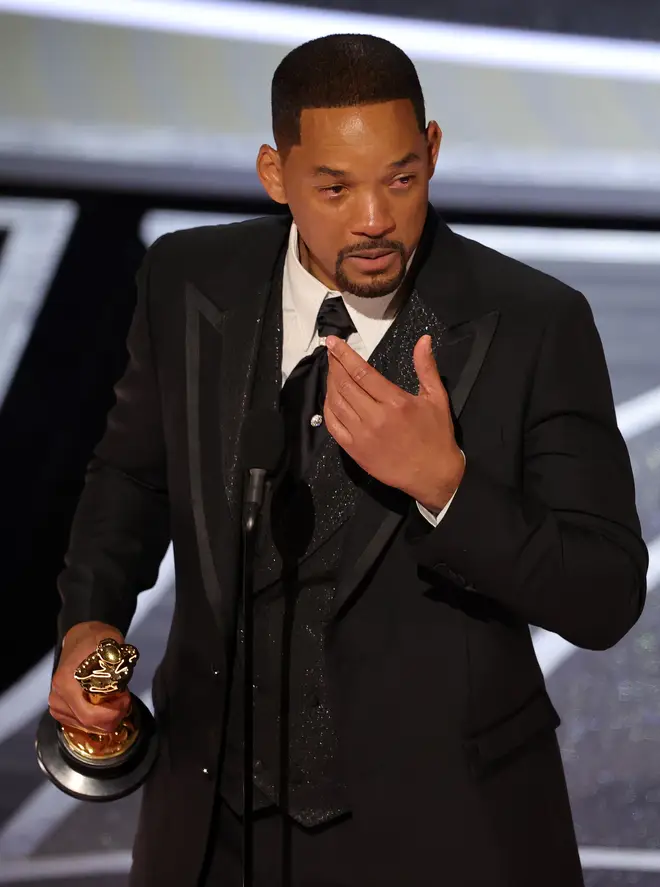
2, 0, 660, 217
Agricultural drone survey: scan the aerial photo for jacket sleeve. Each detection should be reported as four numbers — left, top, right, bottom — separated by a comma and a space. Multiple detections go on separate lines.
405, 290, 648, 651
55, 235, 172, 655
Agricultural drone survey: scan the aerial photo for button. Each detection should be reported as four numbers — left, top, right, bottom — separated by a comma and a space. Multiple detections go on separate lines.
202, 767, 211, 778
310, 414, 323, 428
213, 669, 221, 678
254, 759, 263, 773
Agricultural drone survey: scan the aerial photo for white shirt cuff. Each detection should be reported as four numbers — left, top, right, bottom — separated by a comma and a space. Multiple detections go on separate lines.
415, 451, 466, 527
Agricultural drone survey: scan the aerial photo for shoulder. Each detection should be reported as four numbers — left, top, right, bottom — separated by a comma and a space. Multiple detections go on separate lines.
145, 213, 291, 271
455, 230, 592, 324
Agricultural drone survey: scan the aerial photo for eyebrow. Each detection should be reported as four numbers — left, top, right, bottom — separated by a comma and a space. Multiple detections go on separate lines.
312, 152, 422, 179
389, 151, 422, 169
313, 165, 346, 178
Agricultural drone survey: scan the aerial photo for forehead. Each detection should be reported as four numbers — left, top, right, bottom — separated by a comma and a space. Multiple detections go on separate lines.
293, 100, 422, 166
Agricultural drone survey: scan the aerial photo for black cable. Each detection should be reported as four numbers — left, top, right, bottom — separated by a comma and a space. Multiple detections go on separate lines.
242, 524, 257, 887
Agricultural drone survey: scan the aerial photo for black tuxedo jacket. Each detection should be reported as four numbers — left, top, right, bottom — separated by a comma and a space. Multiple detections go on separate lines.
57, 207, 647, 887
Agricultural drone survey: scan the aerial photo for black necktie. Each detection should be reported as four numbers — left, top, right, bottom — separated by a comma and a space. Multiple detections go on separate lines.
280, 296, 357, 478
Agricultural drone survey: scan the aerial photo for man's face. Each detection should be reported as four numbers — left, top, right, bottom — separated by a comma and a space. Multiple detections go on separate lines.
258, 100, 441, 298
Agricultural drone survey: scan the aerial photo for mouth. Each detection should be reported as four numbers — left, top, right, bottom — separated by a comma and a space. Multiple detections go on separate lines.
348, 249, 394, 260
345, 250, 398, 273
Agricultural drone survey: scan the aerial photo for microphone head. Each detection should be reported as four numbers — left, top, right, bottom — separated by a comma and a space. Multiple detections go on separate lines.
240, 408, 285, 473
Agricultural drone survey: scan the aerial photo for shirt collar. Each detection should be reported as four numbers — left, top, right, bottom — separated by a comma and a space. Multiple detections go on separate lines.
284, 221, 409, 354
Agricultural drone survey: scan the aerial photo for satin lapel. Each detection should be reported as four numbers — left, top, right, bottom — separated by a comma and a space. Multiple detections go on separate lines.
184, 282, 225, 626
450, 310, 499, 425
183, 223, 287, 631
329, 212, 500, 623
219, 286, 280, 522
184, 281, 264, 632
329, 310, 498, 622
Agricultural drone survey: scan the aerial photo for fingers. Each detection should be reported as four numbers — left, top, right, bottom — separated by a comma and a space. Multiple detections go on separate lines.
323, 400, 351, 449
49, 677, 131, 733
326, 354, 365, 424
326, 336, 398, 403
47, 687, 86, 731
413, 335, 446, 399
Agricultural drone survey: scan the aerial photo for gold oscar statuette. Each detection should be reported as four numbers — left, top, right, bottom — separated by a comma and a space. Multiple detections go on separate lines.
37, 636, 159, 801
59, 638, 141, 765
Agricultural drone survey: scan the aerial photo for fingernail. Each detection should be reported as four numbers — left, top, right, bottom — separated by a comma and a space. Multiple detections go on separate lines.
326, 335, 336, 351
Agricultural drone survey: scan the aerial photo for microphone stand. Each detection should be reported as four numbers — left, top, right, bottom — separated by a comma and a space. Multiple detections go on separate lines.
242, 495, 262, 887
238, 406, 285, 887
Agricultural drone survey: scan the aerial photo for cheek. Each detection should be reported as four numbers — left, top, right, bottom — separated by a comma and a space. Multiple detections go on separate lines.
396, 198, 429, 248
292, 210, 342, 266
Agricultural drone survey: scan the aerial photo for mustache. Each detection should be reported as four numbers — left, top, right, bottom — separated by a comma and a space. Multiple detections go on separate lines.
337, 239, 406, 262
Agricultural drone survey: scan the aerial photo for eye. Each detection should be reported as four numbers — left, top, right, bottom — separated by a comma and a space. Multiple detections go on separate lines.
392, 175, 415, 188
320, 185, 346, 197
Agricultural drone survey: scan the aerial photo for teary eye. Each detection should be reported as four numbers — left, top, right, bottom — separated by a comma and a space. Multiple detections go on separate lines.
321, 185, 346, 197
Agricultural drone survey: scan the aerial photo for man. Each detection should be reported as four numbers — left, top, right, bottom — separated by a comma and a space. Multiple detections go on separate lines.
48, 33, 647, 887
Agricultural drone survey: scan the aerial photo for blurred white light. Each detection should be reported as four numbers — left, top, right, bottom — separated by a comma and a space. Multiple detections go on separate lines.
3, 0, 660, 81
451, 226, 660, 264
139, 210, 660, 265
0, 199, 78, 408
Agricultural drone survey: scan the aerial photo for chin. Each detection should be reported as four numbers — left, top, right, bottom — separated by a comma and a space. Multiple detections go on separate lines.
337, 252, 408, 299
342, 272, 405, 299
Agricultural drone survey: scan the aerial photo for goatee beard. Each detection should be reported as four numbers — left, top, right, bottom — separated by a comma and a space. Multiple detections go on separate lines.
335, 239, 408, 299
335, 265, 407, 298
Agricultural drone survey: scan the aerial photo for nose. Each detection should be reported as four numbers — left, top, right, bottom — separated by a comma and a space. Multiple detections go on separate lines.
351, 192, 395, 241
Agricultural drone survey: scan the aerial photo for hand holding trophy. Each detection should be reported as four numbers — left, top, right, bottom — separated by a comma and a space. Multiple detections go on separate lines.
37, 629, 159, 801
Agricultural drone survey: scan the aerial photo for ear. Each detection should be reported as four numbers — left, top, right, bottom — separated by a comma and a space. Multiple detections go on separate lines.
256, 144, 288, 205
425, 122, 442, 178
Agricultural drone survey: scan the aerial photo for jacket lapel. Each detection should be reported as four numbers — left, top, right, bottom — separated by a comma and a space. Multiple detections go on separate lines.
183, 207, 499, 629
183, 219, 288, 632
329, 211, 500, 623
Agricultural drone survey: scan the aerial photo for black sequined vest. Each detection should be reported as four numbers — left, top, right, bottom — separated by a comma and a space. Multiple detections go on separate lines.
219, 255, 353, 827
219, 244, 444, 829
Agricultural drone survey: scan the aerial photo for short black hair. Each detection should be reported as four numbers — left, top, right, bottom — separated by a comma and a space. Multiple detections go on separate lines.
271, 33, 426, 152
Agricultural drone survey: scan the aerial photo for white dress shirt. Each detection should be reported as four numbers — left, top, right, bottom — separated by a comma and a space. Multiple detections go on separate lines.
281, 221, 458, 527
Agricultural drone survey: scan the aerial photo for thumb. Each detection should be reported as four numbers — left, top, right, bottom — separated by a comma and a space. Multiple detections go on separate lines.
413, 335, 443, 397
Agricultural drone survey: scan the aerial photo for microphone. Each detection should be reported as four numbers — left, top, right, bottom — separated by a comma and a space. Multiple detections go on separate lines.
240, 407, 285, 534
